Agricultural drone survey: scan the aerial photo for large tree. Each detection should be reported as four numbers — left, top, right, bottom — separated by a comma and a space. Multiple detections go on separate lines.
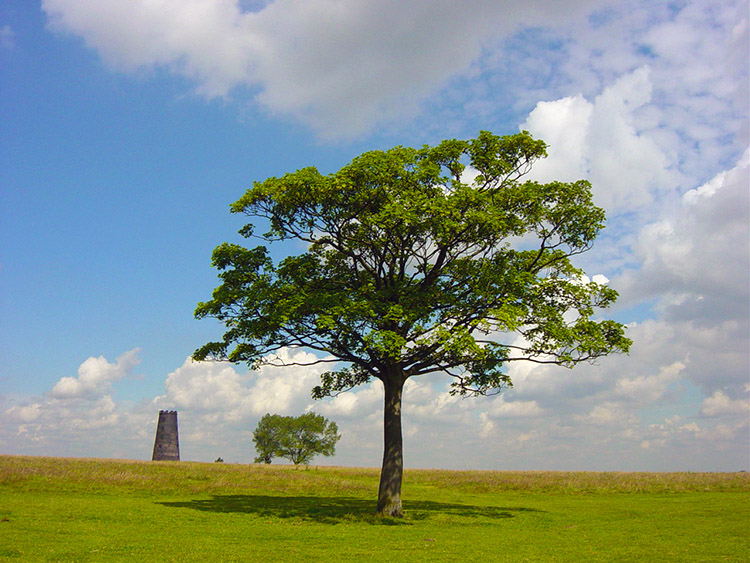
195, 131, 630, 517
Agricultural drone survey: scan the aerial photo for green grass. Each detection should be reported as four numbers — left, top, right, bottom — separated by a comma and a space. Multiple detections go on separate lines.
1, 456, 748, 562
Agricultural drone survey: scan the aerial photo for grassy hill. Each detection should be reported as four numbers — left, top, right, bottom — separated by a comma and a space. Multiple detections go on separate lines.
1, 455, 748, 561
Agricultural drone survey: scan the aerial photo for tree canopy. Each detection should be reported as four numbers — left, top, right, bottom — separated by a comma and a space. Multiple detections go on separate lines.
195, 130, 630, 516
252, 412, 340, 466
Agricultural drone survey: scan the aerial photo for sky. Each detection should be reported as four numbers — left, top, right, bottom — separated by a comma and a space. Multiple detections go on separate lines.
1, 0, 748, 471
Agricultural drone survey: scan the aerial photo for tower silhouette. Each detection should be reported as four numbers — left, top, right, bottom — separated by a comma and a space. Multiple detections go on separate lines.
152, 410, 180, 461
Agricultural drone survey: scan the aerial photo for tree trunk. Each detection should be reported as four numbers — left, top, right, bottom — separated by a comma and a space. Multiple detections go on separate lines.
377, 375, 405, 517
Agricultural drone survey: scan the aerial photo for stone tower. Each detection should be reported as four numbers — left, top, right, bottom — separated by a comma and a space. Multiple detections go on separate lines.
152, 410, 180, 461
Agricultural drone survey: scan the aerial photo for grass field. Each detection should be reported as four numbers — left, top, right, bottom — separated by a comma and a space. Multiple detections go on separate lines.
1, 456, 748, 562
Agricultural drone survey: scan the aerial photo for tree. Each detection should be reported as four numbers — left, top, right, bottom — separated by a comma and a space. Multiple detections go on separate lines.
252, 412, 340, 465
251, 413, 285, 464
195, 130, 631, 516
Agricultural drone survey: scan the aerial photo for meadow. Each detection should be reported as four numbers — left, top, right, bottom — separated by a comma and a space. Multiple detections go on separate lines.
0, 455, 747, 562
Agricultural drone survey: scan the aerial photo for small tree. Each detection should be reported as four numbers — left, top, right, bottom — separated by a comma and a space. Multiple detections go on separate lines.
196, 130, 630, 516
252, 413, 285, 464
252, 412, 340, 465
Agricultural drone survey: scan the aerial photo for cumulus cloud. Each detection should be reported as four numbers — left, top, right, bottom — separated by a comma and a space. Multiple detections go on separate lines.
701, 390, 750, 417
41, 0, 608, 138
417, 1, 746, 204
574, 401, 637, 427
50, 348, 141, 399
160, 359, 250, 413
521, 94, 593, 182
615, 360, 686, 403
560, 1, 748, 166
2, 329, 748, 469
157, 347, 327, 418
1, 350, 153, 458
4, 403, 43, 424
522, 67, 674, 212
486, 397, 545, 419
315, 380, 382, 419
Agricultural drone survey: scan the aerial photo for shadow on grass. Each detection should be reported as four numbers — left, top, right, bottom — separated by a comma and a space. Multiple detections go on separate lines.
157, 495, 543, 525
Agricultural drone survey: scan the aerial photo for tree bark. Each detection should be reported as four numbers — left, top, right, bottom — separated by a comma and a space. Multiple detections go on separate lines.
377, 374, 405, 517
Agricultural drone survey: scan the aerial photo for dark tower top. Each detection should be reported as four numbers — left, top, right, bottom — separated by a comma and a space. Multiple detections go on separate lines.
152, 410, 180, 461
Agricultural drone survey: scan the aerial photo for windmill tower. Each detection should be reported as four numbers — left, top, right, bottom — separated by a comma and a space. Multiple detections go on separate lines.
152, 410, 180, 461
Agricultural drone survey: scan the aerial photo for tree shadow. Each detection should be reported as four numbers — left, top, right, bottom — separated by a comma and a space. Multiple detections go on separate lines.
157, 495, 543, 525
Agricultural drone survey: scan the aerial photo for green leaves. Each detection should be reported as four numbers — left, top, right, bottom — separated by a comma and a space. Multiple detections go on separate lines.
196, 130, 630, 396
252, 413, 341, 465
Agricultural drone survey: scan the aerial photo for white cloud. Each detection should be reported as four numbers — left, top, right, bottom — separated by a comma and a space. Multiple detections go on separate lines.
521, 94, 593, 182
622, 319, 747, 395
4, 403, 42, 423
571, 0, 748, 180
250, 348, 328, 414
638, 414, 748, 456
615, 360, 686, 402
486, 397, 545, 418
701, 390, 750, 417
41, 0, 608, 138
522, 67, 674, 212
416, 0, 746, 207
574, 401, 636, 427
478, 412, 495, 437
640, 1, 748, 117
315, 380, 382, 419
158, 347, 327, 418
66, 395, 120, 430
160, 359, 250, 412
1, 349, 153, 459
50, 348, 140, 399
2, 330, 748, 469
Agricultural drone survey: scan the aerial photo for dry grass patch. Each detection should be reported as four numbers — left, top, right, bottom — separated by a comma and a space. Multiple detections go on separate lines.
405, 468, 750, 494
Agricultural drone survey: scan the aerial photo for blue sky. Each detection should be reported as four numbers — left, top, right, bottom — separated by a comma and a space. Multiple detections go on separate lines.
1, 0, 748, 470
